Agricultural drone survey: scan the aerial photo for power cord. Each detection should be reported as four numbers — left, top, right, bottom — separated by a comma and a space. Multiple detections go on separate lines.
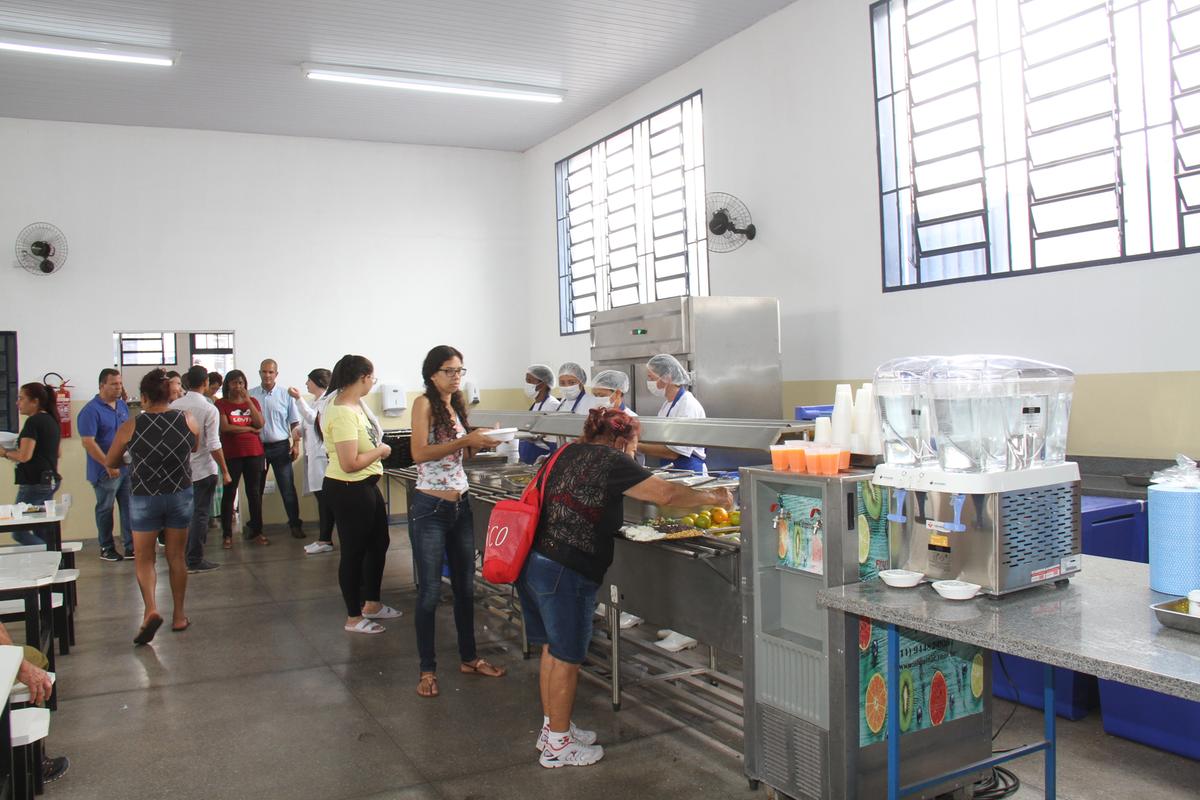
991, 653, 1021, 742
973, 654, 1025, 799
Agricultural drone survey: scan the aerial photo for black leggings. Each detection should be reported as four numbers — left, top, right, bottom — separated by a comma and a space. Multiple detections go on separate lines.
221, 455, 265, 538
323, 476, 389, 617
313, 489, 336, 543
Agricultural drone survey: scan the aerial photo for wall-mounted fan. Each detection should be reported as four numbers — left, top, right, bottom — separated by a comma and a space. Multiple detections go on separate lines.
705, 192, 757, 253
15, 223, 68, 275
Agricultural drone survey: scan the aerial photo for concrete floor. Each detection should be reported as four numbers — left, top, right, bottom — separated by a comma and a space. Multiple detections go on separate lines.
27, 525, 1200, 800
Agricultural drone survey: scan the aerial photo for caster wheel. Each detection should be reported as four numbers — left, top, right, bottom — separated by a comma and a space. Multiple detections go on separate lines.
1055, 578, 1070, 588
748, 778, 760, 790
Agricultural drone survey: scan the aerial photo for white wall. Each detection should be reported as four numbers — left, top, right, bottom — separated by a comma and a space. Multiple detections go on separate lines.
0, 118, 529, 394
521, 0, 1200, 380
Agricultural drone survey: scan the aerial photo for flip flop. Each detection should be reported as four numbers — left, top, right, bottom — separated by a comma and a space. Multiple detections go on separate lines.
222, 537, 233, 550
417, 672, 439, 698
343, 619, 385, 635
363, 604, 403, 620
171, 618, 191, 633
460, 658, 506, 678
134, 614, 163, 646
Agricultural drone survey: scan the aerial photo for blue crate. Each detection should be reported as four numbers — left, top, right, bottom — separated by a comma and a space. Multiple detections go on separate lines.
992, 652, 1098, 720
1081, 496, 1148, 563
1098, 680, 1200, 759
794, 404, 834, 421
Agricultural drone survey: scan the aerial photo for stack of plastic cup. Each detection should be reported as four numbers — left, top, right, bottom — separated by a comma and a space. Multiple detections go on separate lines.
814, 417, 832, 444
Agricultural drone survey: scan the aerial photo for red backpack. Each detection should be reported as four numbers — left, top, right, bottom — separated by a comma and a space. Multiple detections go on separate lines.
481, 444, 570, 584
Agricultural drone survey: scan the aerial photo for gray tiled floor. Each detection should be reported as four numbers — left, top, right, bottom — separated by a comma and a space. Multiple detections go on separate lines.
28, 526, 1200, 799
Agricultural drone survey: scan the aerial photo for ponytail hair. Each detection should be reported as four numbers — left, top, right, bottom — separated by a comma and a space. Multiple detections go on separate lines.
421, 345, 468, 443
20, 382, 58, 423
316, 355, 374, 443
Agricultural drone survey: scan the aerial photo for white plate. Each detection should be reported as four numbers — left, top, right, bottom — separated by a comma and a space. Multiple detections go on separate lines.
0, 432, 18, 448
932, 580, 982, 600
879, 569, 925, 588
481, 427, 519, 442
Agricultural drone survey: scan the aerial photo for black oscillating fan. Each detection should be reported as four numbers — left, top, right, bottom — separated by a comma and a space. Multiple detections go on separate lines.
15, 223, 68, 275
705, 192, 757, 253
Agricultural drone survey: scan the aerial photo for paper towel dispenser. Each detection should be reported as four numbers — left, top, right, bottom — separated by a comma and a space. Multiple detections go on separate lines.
381, 383, 407, 417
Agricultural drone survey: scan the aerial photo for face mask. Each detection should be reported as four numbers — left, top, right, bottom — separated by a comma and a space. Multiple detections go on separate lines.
523, 384, 538, 399
646, 380, 666, 398
561, 385, 581, 400
593, 392, 615, 407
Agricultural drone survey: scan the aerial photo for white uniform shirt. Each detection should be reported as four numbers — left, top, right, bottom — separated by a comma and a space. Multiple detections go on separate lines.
296, 395, 328, 495
657, 388, 707, 460
530, 395, 561, 413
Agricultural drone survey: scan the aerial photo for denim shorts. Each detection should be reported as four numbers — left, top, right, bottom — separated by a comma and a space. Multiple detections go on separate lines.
516, 551, 599, 665
130, 486, 194, 532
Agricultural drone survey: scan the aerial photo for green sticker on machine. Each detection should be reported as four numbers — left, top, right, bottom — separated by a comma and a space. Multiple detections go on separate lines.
854, 482, 984, 746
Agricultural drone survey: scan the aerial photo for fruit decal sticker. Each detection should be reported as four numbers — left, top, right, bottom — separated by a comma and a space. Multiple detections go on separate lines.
856, 481, 891, 580
775, 492, 824, 576
857, 620, 985, 746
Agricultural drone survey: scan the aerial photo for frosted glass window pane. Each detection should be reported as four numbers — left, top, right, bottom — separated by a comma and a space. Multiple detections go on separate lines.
910, 57, 978, 104
911, 87, 978, 133
1023, 8, 1109, 66
1006, 161, 1032, 271
1021, 0, 1106, 32
1114, 7, 1146, 132
873, 3, 893, 97
910, 26, 977, 75
1027, 117, 1116, 167
917, 216, 986, 250
1031, 191, 1118, 234
914, 151, 983, 193
913, 119, 981, 162
907, 0, 974, 47
1120, 132, 1151, 255
1034, 227, 1120, 266
1024, 45, 1111, 99
985, 165, 1011, 272
1148, 125, 1179, 250
1027, 81, 1114, 133
1028, 152, 1116, 200
879, 98, 898, 192
916, 183, 985, 219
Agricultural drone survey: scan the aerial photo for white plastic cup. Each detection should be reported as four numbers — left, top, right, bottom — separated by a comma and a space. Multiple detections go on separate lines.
814, 416, 833, 444
11, 506, 23, 520
44, 500, 58, 516
1189, 589, 1200, 617
0, 505, 11, 520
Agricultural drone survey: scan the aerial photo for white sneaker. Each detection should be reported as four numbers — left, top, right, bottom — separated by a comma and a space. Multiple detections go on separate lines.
539, 733, 604, 768
619, 612, 643, 629
304, 541, 334, 554
536, 722, 597, 751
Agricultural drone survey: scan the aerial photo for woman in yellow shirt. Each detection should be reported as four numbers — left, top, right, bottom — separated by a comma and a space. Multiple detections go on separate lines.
319, 354, 397, 635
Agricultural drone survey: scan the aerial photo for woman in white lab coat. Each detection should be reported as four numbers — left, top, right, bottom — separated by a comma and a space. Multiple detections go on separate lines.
290, 369, 335, 554
518, 364, 560, 464
638, 354, 706, 472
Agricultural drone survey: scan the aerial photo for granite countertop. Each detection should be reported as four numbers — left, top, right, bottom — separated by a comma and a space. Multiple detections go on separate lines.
1080, 475, 1148, 500
816, 556, 1200, 702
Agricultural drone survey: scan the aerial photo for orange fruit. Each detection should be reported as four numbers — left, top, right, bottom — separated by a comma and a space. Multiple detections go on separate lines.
865, 672, 887, 735
710, 507, 730, 525
929, 670, 948, 726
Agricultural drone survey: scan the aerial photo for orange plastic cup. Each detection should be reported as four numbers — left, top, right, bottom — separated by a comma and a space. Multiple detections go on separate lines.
806, 448, 825, 475
838, 449, 851, 471
821, 449, 840, 475
770, 446, 789, 471
785, 446, 807, 473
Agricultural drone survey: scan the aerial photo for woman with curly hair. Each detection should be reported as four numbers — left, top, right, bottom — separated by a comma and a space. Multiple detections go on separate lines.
408, 345, 504, 698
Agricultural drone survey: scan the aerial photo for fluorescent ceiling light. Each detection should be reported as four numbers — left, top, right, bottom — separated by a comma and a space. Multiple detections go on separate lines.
0, 30, 177, 66
302, 63, 563, 104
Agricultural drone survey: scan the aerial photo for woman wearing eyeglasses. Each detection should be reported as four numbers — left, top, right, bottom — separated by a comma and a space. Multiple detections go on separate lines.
408, 345, 505, 698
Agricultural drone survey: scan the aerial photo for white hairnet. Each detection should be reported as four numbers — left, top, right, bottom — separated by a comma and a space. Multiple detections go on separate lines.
558, 361, 588, 384
592, 369, 630, 394
647, 354, 691, 386
526, 363, 555, 386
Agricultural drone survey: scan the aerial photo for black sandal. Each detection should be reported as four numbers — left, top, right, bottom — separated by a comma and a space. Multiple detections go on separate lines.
134, 614, 163, 646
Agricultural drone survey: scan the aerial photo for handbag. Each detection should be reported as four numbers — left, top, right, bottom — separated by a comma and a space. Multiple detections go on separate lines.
481, 443, 571, 584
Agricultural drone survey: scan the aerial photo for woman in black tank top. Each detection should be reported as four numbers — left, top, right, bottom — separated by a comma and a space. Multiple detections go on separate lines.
105, 369, 200, 646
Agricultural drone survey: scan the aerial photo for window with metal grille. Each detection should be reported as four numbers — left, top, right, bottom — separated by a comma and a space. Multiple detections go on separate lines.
115, 332, 176, 366
0, 332, 16, 434
556, 92, 707, 335
873, 0, 1192, 290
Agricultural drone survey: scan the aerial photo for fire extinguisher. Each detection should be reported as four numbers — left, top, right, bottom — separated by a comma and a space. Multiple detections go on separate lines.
44, 372, 72, 439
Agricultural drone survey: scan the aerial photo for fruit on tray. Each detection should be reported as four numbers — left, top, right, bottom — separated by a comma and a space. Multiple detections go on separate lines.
729, 510, 741, 526
865, 672, 888, 735
929, 670, 948, 726
858, 514, 871, 564
971, 652, 984, 699
681, 514, 697, 527
694, 515, 712, 529
710, 507, 730, 525
899, 669, 915, 732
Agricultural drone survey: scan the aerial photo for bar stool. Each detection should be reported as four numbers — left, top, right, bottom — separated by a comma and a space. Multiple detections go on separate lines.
10, 706, 49, 799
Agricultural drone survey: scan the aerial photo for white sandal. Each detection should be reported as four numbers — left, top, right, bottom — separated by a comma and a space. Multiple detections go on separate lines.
363, 605, 403, 620
344, 618, 386, 634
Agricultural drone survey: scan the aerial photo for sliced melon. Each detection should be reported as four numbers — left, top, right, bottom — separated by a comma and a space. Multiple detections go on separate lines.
863, 482, 883, 520
858, 514, 871, 564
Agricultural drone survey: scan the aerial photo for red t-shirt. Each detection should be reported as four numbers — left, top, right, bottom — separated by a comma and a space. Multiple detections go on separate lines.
215, 397, 265, 458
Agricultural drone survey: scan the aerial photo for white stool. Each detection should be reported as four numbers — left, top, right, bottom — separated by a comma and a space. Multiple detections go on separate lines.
8, 672, 55, 706
10, 706, 49, 799
50, 571, 78, 655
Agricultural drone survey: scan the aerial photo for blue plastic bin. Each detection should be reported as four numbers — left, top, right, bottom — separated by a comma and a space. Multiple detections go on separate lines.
992, 652, 1098, 720
1081, 496, 1148, 563
1098, 680, 1200, 759
794, 405, 834, 421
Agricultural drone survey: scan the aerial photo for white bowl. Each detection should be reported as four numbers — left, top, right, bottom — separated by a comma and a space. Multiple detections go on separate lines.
932, 580, 982, 601
0, 432, 18, 449
879, 569, 924, 588
481, 427, 518, 443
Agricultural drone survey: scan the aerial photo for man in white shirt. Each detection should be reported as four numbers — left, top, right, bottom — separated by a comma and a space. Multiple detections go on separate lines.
172, 366, 231, 573
249, 359, 304, 538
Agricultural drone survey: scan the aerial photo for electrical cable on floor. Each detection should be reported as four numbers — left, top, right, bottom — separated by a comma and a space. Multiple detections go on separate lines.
973, 765, 1021, 799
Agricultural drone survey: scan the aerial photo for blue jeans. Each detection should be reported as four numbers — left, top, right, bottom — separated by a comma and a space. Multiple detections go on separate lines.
11, 482, 58, 546
186, 475, 218, 568
517, 551, 599, 664
130, 486, 194, 531
263, 440, 302, 528
92, 470, 133, 553
408, 492, 477, 673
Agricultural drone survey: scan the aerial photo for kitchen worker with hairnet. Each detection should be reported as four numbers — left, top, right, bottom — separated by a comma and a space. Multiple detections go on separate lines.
638, 354, 706, 473
518, 363, 560, 464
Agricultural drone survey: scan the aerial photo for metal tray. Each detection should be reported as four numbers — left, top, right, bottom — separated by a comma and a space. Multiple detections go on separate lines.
1151, 598, 1200, 634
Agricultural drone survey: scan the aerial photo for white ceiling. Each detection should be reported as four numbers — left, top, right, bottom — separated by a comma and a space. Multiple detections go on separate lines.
0, 0, 795, 151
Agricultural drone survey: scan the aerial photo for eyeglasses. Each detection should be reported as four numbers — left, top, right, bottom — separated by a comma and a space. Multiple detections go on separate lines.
439, 368, 467, 377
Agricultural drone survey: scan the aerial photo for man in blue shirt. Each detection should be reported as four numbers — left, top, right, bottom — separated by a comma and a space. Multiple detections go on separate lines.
77, 369, 134, 561
249, 359, 304, 539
